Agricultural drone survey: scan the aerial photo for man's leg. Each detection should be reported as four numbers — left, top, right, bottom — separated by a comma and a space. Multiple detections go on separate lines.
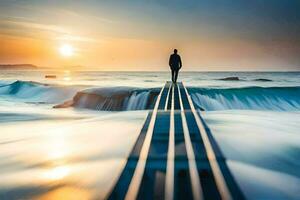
171, 70, 175, 82
174, 70, 179, 83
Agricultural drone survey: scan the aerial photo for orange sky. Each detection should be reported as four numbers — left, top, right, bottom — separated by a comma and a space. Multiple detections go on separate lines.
0, 1, 299, 71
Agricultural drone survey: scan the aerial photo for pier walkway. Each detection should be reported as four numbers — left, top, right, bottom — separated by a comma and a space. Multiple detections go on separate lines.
107, 82, 244, 200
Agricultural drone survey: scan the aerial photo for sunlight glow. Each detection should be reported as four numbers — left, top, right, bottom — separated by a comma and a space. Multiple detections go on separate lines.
46, 129, 70, 164
37, 186, 91, 200
44, 166, 70, 180
59, 44, 74, 57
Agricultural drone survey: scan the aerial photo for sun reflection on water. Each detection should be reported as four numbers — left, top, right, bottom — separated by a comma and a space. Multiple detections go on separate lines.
37, 186, 91, 200
63, 76, 71, 81
63, 70, 72, 82
42, 129, 72, 181
43, 166, 70, 181
47, 136, 69, 161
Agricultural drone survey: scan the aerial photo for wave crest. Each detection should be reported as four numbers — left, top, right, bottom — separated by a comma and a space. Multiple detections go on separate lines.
0, 80, 77, 104
2, 81, 299, 112
189, 86, 300, 111
56, 87, 160, 111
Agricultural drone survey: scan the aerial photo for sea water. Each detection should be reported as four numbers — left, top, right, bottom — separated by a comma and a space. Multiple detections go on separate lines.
0, 71, 299, 199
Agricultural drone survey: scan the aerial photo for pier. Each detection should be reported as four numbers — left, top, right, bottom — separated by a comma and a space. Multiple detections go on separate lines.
107, 82, 244, 200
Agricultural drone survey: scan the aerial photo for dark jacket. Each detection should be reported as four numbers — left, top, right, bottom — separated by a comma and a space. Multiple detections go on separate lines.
169, 54, 182, 70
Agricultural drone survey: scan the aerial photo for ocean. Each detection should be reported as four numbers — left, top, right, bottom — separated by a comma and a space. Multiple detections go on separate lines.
0, 71, 300, 199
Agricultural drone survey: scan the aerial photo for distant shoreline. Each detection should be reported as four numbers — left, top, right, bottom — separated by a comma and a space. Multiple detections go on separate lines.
0, 64, 299, 72
0, 64, 38, 70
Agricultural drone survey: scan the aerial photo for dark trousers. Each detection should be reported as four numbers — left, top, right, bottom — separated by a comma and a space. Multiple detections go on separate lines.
171, 69, 179, 83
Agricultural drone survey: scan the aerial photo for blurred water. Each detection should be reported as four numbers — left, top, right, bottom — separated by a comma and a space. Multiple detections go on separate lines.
0, 107, 147, 199
0, 71, 299, 199
0, 71, 299, 88
202, 110, 300, 199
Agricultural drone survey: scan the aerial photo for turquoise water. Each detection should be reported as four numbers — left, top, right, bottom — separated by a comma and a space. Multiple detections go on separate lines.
0, 71, 299, 199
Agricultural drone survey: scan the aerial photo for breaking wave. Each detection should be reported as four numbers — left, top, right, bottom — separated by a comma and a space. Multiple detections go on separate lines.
189, 86, 300, 111
0, 80, 160, 111
0, 80, 78, 104
1, 81, 299, 111
58, 87, 160, 111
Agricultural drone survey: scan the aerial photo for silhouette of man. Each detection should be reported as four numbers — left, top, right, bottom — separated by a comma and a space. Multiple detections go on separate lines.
169, 49, 182, 83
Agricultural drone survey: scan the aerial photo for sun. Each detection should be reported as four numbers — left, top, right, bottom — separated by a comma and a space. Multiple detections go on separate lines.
59, 44, 74, 57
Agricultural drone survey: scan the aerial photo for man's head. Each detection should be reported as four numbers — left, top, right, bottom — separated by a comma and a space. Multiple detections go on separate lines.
174, 49, 178, 54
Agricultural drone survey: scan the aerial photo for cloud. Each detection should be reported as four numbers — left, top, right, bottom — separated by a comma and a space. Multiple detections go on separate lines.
54, 35, 100, 43
0, 18, 70, 34
0, 17, 99, 44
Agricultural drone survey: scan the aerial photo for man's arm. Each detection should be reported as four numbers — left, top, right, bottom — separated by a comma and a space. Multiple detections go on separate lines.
179, 56, 182, 68
169, 55, 172, 67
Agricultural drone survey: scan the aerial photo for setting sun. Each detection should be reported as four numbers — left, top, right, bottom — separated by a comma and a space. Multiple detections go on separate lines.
59, 44, 74, 57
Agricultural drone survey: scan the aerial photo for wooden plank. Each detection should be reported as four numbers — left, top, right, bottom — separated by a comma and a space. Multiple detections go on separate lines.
164, 82, 172, 111
125, 84, 167, 200
181, 83, 232, 200
107, 83, 167, 200
158, 81, 171, 110
177, 84, 203, 200
108, 81, 244, 200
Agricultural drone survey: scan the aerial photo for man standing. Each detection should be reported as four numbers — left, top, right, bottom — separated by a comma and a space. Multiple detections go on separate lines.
169, 49, 182, 83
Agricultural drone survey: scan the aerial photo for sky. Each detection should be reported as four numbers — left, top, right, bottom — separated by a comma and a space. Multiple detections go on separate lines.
0, 0, 300, 71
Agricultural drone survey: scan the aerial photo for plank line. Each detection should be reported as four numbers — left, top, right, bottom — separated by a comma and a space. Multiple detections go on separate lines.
165, 84, 175, 200
177, 84, 203, 200
164, 83, 172, 111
